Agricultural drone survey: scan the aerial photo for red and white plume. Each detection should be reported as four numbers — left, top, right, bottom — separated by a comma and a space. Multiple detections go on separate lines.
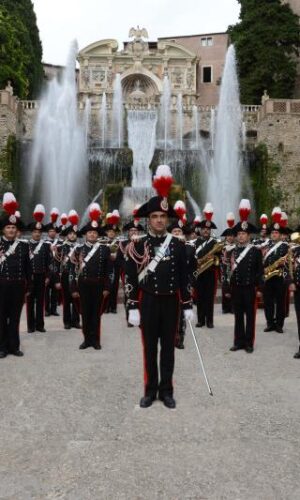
15, 211, 21, 219
33, 204, 45, 223
174, 200, 186, 221
50, 208, 60, 223
271, 207, 282, 224
2, 192, 18, 215
60, 213, 68, 226
89, 203, 102, 221
133, 204, 141, 221
107, 209, 120, 226
226, 212, 235, 228
203, 202, 214, 221
68, 209, 79, 227
280, 211, 288, 228
239, 199, 251, 221
260, 214, 268, 226
152, 165, 173, 198
193, 215, 201, 225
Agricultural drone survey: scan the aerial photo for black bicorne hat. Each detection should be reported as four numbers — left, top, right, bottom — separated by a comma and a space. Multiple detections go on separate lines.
233, 221, 258, 235
221, 227, 236, 237
122, 220, 145, 232
0, 213, 25, 231
135, 196, 178, 218
80, 220, 104, 236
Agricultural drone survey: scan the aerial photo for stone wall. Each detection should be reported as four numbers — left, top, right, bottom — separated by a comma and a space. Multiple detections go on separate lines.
0, 90, 18, 150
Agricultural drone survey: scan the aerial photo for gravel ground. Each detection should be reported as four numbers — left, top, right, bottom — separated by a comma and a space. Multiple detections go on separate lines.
0, 304, 299, 500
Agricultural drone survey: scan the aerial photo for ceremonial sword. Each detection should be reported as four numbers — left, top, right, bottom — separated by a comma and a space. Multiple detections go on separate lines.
188, 320, 213, 396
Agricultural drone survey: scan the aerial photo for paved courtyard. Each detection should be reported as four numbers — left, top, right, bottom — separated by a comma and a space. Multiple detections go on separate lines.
0, 304, 300, 500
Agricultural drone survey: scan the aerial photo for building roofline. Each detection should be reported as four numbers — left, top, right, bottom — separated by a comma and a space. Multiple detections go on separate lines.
159, 32, 228, 40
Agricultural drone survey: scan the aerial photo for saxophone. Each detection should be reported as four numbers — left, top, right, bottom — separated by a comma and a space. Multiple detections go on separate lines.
194, 241, 225, 277
264, 255, 287, 281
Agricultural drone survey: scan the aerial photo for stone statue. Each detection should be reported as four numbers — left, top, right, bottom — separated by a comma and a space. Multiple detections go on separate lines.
128, 26, 149, 41
5, 80, 13, 95
262, 89, 269, 104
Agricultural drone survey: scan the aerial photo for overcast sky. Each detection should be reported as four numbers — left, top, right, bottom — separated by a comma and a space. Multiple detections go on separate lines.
32, 0, 240, 65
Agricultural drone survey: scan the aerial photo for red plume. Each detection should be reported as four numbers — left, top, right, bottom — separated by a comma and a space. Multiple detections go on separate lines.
33, 204, 45, 223
107, 209, 120, 225
280, 211, 288, 228
68, 209, 79, 226
226, 212, 235, 228
272, 207, 282, 224
203, 203, 213, 221
60, 213, 68, 226
174, 200, 186, 221
239, 199, 251, 221
152, 165, 173, 198
50, 208, 59, 223
133, 204, 141, 222
260, 214, 268, 226
193, 215, 201, 225
2, 192, 18, 215
89, 203, 101, 221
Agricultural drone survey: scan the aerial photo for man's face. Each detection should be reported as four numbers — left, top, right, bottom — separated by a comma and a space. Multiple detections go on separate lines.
237, 231, 249, 245
67, 231, 77, 242
32, 230, 42, 241
201, 227, 211, 239
3, 225, 18, 240
226, 235, 235, 244
86, 230, 98, 243
149, 212, 168, 234
48, 229, 57, 240
171, 228, 184, 239
271, 230, 281, 242
128, 228, 139, 240
260, 228, 267, 238
106, 229, 116, 240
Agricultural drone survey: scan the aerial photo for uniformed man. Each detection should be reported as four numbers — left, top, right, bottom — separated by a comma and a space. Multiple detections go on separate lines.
222, 199, 263, 353
26, 204, 51, 333
125, 165, 193, 409
289, 228, 300, 358
44, 214, 62, 317
193, 203, 221, 328
262, 208, 290, 334
102, 210, 121, 314
0, 193, 30, 358
220, 213, 236, 314
56, 210, 81, 330
117, 219, 144, 327
73, 203, 111, 350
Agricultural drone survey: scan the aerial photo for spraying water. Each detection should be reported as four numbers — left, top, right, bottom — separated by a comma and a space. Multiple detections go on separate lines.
28, 41, 88, 214
111, 74, 123, 148
207, 45, 243, 231
176, 94, 183, 150
159, 75, 171, 155
100, 92, 107, 147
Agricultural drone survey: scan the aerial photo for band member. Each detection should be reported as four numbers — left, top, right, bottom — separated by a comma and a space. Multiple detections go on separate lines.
103, 210, 121, 314
125, 165, 193, 409
73, 203, 111, 350
223, 199, 263, 353
280, 211, 292, 318
56, 210, 81, 330
290, 229, 300, 358
193, 203, 221, 328
0, 193, 30, 358
117, 218, 144, 327
44, 209, 62, 316
220, 213, 236, 314
262, 207, 290, 334
26, 204, 51, 333
253, 214, 269, 247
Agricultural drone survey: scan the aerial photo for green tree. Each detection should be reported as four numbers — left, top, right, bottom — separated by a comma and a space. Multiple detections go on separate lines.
0, 0, 43, 98
229, 0, 300, 104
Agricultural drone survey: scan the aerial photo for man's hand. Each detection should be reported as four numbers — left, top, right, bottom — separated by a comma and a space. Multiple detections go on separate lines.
184, 309, 194, 322
289, 283, 296, 292
128, 309, 140, 327
103, 290, 110, 299
55, 283, 61, 290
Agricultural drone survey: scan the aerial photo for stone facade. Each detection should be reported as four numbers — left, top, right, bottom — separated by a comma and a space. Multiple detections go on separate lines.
0, 89, 18, 151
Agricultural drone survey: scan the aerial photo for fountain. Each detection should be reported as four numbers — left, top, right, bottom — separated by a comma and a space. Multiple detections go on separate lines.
27, 41, 88, 215
176, 94, 183, 150
207, 45, 243, 231
83, 97, 91, 144
111, 74, 123, 148
159, 75, 171, 155
193, 105, 199, 149
99, 92, 107, 148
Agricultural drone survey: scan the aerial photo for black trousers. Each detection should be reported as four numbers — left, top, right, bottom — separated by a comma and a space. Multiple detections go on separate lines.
45, 274, 58, 314
222, 286, 233, 314
78, 278, 104, 346
139, 292, 179, 398
294, 288, 300, 345
232, 284, 257, 348
26, 273, 46, 330
0, 280, 25, 353
263, 277, 286, 328
195, 268, 216, 324
61, 273, 80, 327
105, 268, 120, 312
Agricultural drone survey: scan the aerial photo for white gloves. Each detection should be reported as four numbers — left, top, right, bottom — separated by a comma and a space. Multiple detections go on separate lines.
128, 309, 141, 327
184, 309, 194, 322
